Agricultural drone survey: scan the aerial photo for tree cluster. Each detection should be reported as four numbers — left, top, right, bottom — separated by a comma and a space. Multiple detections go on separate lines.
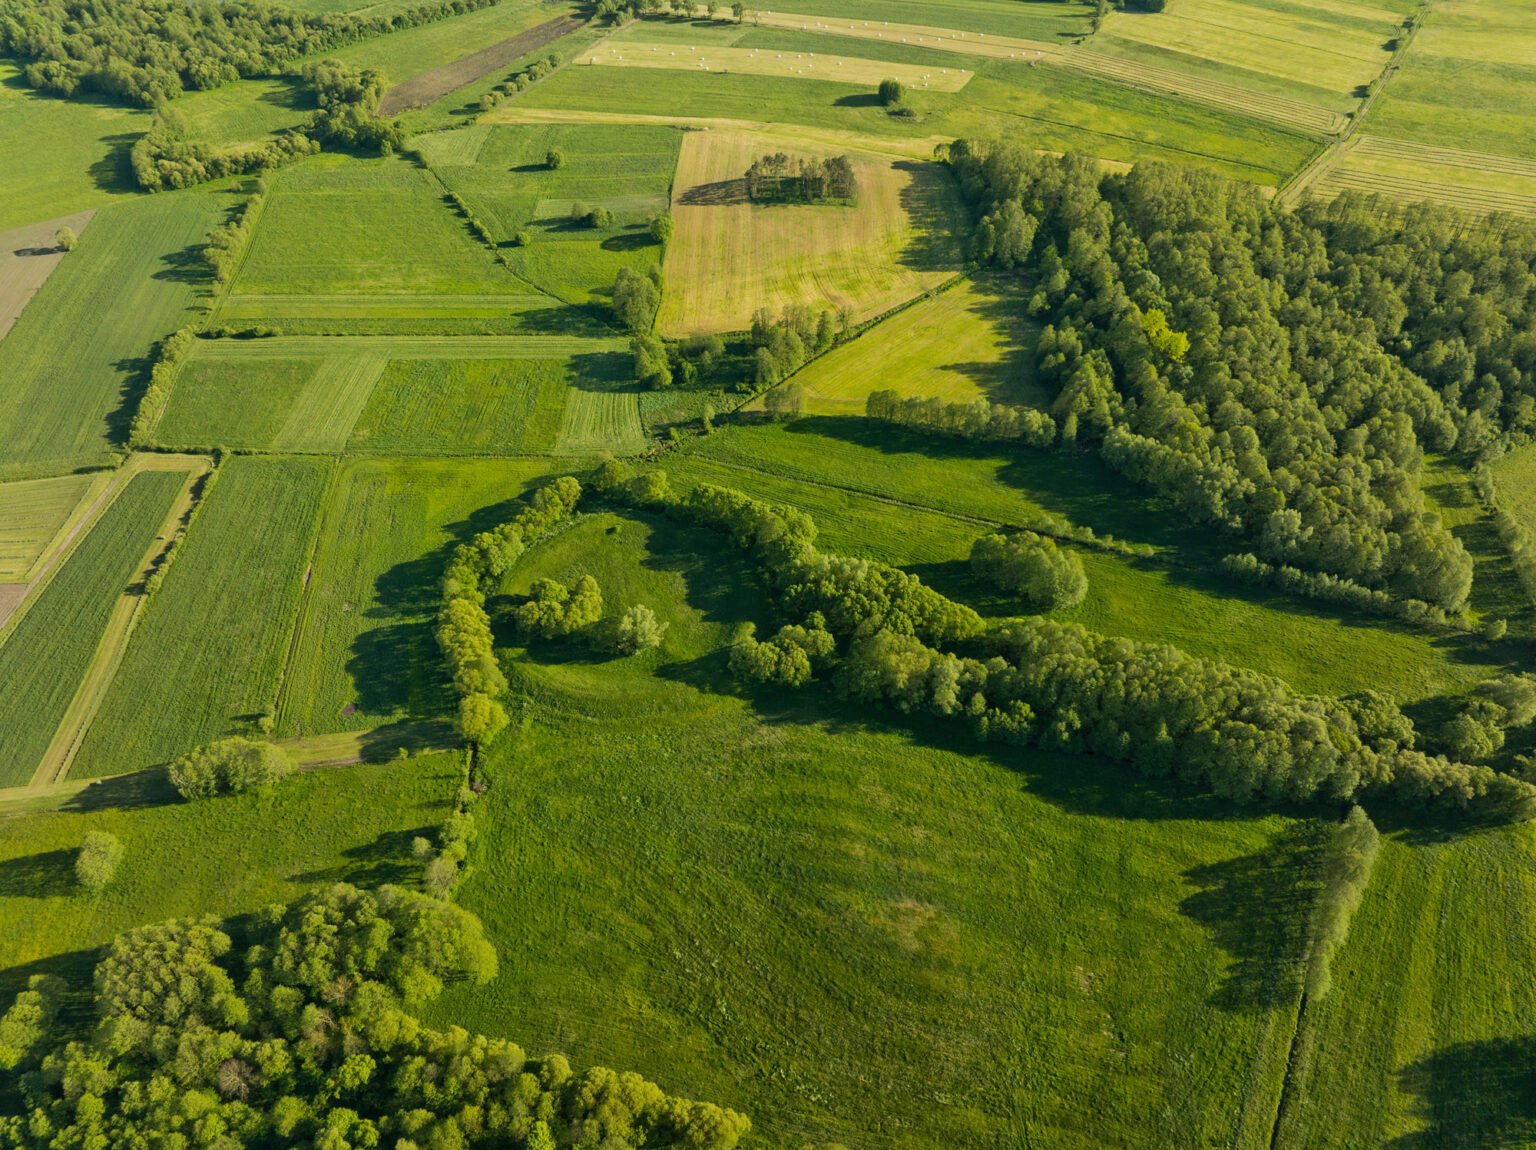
302, 59, 405, 153
0, 976, 64, 1072
1302, 806, 1379, 1000
0, 886, 751, 1150
1436, 673, 1536, 763
946, 142, 1492, 611
752, 303, 836, 386
205, 186, 264, 284
865, 389, 1057, 447
1218, 552, 1459, 628
728, 616, 833, 687
483, 52, 560, 104
437, 477, 583, 744
515, 574, 603, 639
130, 109, 318, 191
168, 736, 295, 799
744, 153, 857, 204
971, 531, 1088, 610
614, 265, 664, 334
128, 326, 196, 447
0, 0, 501, 106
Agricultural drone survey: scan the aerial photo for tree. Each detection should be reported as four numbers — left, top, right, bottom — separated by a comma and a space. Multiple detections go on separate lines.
76, 831, 125, 892
632, 331, 673, 388
764, 382, 805, 421
546, 148, 565, 169
0, 975, 65, 1070
613, 266, 662, 332
54, 226, 77, 251
971, 533, 1088, 610
168, 737, 294, 799
614, 604, 668, 654
650, 213, 675, 244
732, 1, 746, 19
878, 77, 903, 106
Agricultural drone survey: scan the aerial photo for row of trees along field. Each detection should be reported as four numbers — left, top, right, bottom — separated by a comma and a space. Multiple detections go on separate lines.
0, 0, 502, 105
743, 153, 857, 204
0, 885, 751, 1149
591, 463, 1536, 818
946, 143, 1536, 612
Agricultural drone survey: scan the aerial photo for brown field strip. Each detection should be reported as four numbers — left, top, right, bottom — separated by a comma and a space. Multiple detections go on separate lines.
583, 40, 974, 91
378, 12, 583, 115
0, 209, 95, 342
658, 128, 964, 336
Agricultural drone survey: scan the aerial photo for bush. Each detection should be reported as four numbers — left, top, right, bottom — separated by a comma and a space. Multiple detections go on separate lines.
650, 213, 675, 244
878, 77, 903, 106
54, 226, 76, 251
614, 604, 669, 654
76, 831, 124, 892
971, 532, 1088, 610
547, 147, 565, 169
167, 737, 294, 799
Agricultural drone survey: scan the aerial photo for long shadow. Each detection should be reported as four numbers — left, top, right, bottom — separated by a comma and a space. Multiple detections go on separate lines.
1178, 822, 1325, 1011
61, 768, 181, 813
893, 159, 967, 275
677, 178, 749, 207
1391, 1036, 1536, 1148
289, 826, 438, 887
0, 849, 79, 899
152, 241, 215, 286
104, 350, 155, 446
600, 230, 656, 253
87, 131, 142, 196
833, 92, 881, 107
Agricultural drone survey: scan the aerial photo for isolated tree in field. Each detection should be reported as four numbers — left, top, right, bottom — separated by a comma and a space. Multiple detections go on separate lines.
75, 831, 124, 892
168, 736, 294, 798
878, 77, 903, 106
615, 604, 669, 654
706, 1, 718, 17
54, 226, 76, 252
546, 147, 565, 169
650, 213, 675, 244
764, 381, 806, 421
732, 1, 746, 19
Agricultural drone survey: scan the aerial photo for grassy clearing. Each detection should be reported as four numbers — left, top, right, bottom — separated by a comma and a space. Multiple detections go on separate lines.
0, 186, 230, 478
1490, 443, 1536, 539
0, 63, 147, 232
347, 358, 570, 454
554, 389, 647, 454
669, 424, 1500, 702
1420, 459, 1532, 637
0, 472, 184, 788
1296, 135, 1536, 216
783, 276, 1043, 416
175, 78, 308, 148
71, 457, 331, 777
277, 457, 561, 737
584, 39, 975, 90
421, 509, 1305, 1148
1273, 824, 1536, 1147
379, 10, 583, 115
153, 357, 321, 450
230, 154, 526, 298
0, 210, 96, 341
0, 755, 458, 1003
0, 474, 99, 582
659, 127, 965, 335
426, 123, 683, 305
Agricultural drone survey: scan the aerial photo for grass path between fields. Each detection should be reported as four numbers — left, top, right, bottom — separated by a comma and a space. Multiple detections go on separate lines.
26, 457, 211, 789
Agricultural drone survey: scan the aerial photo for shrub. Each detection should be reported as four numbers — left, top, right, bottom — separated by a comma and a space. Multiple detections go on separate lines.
614, 604, 668, 654
168, 737, 294, 799
878, 77, 903, 106
649, 213, 675, 244
547, 148, 565, 169
54, 226, 76, 251
76, 832, 125, 892
971, 532, 1088, 610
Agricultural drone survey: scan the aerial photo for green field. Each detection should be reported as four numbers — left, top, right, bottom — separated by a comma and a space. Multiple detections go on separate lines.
300, 0, 556, 81
278, 456, 561, 737
71, 457, 331, 777
152, 357, 324, 450
0, 474, 97, 582
175, 78, 308, 149
1491, 443, 1536, 539
1421, 458, 1533, 636
0, 471, 184, 788
426, 122, 683, 304
423, 509, 1308, 1148
0, 754, 458, 997
555, 388, 647, 454
347, 358, 570, 454
0, 187, 228, 477
0, 63, 148, 232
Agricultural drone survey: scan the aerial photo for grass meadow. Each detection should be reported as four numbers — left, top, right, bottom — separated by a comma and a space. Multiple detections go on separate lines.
554, 389, 647, 454
421, 509, 1308, 1149
0, 472, 184, 788
425, 122, 682, 305
71, 457, 331, 777
658, 128, 966, 335
278, 457, 561, 737
1296, 135, 1536, 217
347, 359, 570, 454
0, 186, 230, 478
1421, 458, 1533, 637
1491, 443, 1536, 539
0, 474, 99, 582
175, 78, 308, 149
295, 0, 556, 80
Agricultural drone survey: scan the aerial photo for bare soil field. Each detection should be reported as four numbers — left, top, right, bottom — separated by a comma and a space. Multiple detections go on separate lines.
0, 210, 94, 342
378, 13, 584, 114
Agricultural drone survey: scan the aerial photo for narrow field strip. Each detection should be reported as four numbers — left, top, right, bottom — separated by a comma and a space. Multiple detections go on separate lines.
219, 292, 563, 318
272, 356, 388, 453
555, 389, 646, 454
582, 40, 975, 90
378, 12, 584, 115
188, 334, 628, 359
1311, 171, 1536, 216
0, 471, 185, 788
1353, 135, 1536, 179
0, 472, 99, 581
1294, 134, 1536, 216
0, 209, 95, 343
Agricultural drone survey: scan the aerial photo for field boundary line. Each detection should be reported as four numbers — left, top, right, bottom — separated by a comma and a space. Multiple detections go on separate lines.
27, 459, 211, 789
379, 12, 586, 117
272, 457, 342, 738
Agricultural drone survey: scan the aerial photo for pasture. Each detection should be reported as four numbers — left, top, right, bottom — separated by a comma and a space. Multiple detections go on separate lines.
425, 509, 1308, 1148
346, 358, 570, 454
295, 0, 558, 81
0, 471, 184, 788
1290, 135, 1536, 216
0, 474, 99, 583
175, 79, 307, 149
781, 276, 1044, 416
554, 389, 646, 454
277, 457, 561, 737
1491, 443, 1536, 539
71, 457, 331, 777
0, 187, 228, 478
658, 128, 965, 335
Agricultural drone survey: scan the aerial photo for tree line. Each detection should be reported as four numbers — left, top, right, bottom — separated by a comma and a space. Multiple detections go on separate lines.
744, 153, 857, 204
0, 884, 751, 1149
944, 143, 1521, 613
596, 466, 1536, 820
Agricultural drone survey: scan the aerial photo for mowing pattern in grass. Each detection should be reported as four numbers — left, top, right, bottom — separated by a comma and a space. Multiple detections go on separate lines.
229, 154, 530, 300
0, 474, 96, 582
584, 39, 975, 90
0, 755, 458, 1003
554, 389, 646, 454
424, 510, 1305, 1148
787, 277, 1042, 416
212, 292, 572, 335
272, 356, 389, 453
1294, 135, 1536, 216
278, 457, 560, 737
71, 457, 331, 777
1272, 827, 1536, 1147
426, 123, 683, 305
660, 128, 965, 335
187, 334, 627, 360
347, 358, 569, 454
0, 471, 183, 787
0, 189, 226, 477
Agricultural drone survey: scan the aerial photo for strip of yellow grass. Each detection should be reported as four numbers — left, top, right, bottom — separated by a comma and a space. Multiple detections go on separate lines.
659, 129, 964, 336
582, 41, 974, 90
1296, 134, 1536, 216
755, 11, 1057, 60
775, 279, 1044, 416
0, 472, 99, 581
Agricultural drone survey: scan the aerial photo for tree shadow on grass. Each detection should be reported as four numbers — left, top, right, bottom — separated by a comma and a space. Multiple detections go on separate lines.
0, 849, 79, 899
289, 825, 439, 888
677, 178, 749, 207
893, 159, 968, 276
87, 131, 142, 196
1390, 1036, 1536, 1148
61, 768, 180, 814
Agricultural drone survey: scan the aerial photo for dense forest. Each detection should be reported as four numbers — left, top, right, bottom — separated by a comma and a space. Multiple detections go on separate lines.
948, 143, 1536, 612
